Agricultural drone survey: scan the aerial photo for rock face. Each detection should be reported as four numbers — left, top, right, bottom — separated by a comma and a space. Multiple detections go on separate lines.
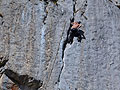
0, 0, 120, 90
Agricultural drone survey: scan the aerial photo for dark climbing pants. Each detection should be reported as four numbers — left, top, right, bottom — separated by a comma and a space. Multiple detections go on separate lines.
68, 28, 85, 44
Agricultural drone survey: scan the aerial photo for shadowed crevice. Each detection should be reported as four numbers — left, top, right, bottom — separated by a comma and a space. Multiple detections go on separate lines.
43, 0, 58, 5
0, 13, 3, 18
57, 62, 64, 83
43, 1, 49, 24
0, 56, 9, 68
108, 0, 120, 9
0, 55, 9, 77
4, 69, 43, 90
116, 5, 120, 9
62, 18, 74, 59
57, 18, 74, 84
74, 0, 88, 20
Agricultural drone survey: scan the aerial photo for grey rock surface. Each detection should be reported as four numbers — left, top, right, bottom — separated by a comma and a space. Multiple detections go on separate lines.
0, 0, 120, 90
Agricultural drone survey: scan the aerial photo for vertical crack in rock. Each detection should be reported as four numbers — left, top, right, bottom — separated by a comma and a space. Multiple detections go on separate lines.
81, 0, 88, 20
74, 0, 88, 20
57, 21, 68, 84
61, 0, 77, 62
4, 69, 43, 90
57, 61, 64, 83
43, 1, 49, 24
42, 21, 67, 89
62, 18, 74, 59
59, 0, 88, 87
59, 18, 75, 85
43, 0, 59, 24
73, 0, 76, 17
57, 0, 77, 84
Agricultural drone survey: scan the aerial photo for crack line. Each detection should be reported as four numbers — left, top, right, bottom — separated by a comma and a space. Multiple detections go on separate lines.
57, 21, 67, 84
42, 21, 67, 90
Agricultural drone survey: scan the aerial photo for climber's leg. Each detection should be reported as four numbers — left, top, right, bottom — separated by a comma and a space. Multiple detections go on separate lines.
68, 30, 75, 44
68, 34, 74, 44
81, 34, 86, 39
70, 36, 74, 44
77, 36, 82, 42
78, 30, 86, 39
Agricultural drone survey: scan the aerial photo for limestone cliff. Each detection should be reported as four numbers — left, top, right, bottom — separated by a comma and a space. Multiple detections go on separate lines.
0, 0, 120, 90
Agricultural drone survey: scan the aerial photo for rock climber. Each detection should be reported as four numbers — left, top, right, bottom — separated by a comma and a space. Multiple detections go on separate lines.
68, 21, 86, 44
62, 20, 86, 58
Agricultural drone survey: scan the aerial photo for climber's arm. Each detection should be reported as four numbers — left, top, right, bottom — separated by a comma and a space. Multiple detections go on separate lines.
78, 24, 81, 27
71, 22, 76, 25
